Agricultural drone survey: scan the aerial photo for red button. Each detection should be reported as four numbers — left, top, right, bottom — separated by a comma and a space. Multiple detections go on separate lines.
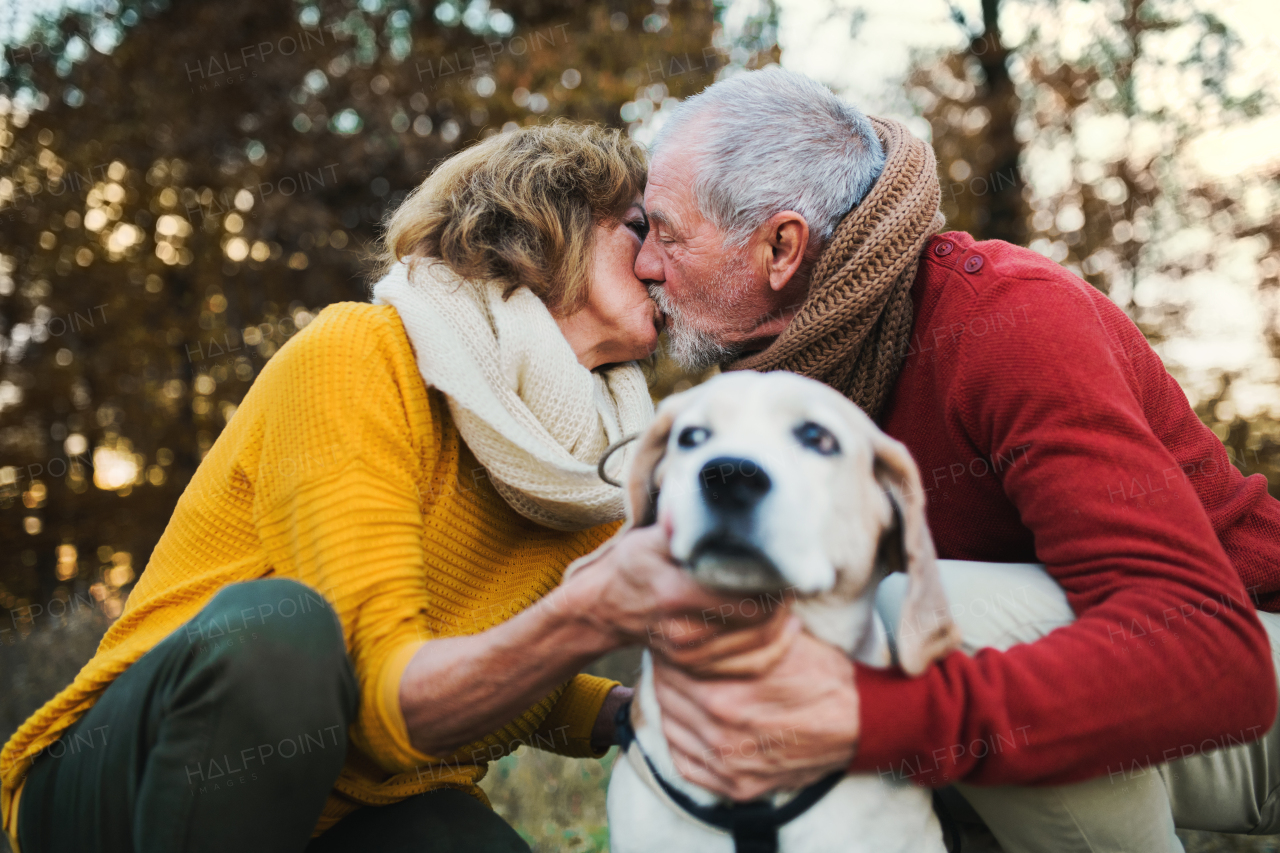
964, 255, 984, 273
934, 240, 954, 256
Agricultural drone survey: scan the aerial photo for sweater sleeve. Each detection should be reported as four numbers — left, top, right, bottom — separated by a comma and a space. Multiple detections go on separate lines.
527, 674, 621, 758
251, 306, 440, 773
849, 275, 1277, 786
1127, 339, 1280, 612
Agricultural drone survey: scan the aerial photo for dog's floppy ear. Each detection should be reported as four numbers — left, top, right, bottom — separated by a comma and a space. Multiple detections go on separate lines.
625, 390, 693, 527
871, 432, 961, 676
564, 390, 694, 586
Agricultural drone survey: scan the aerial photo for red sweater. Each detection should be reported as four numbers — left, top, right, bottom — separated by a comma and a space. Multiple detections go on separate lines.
849, 231, 1280, 787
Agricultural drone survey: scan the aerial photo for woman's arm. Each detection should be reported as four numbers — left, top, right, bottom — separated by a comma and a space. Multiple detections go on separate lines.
251, 307, 784, 767
399, 579, 617, 756
591, 684, 635, 752
400, 524, 793, 757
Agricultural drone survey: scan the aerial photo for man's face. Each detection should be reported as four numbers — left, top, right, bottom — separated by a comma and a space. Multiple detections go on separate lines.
637, 154, 776, 372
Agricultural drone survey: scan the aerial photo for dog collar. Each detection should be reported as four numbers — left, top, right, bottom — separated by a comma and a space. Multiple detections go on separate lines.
614, 700, 844, 853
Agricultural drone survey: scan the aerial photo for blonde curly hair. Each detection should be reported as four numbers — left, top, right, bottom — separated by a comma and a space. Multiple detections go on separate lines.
378, 121, 647, 316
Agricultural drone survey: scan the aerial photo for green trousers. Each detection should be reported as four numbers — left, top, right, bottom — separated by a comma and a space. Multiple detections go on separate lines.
17, 578, 530, 853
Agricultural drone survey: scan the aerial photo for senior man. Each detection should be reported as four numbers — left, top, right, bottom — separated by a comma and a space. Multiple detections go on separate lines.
622, 66, 1280, 851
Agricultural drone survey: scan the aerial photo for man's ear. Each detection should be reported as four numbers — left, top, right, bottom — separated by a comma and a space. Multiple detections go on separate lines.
871, 431, 961, 676
625, 389, 694, 527
758, 211, 810, 293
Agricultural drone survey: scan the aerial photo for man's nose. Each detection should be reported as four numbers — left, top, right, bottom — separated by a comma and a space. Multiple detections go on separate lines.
635, 231, 665, 283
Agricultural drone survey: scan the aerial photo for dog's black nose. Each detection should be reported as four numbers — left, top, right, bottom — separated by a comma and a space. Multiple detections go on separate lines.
699, 457, 771, 510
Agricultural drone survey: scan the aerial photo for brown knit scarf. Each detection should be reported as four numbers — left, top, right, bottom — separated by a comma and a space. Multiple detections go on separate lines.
726, 116, 946, 421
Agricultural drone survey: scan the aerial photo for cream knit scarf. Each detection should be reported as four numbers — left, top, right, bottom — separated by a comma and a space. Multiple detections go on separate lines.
372, 259, 654, 531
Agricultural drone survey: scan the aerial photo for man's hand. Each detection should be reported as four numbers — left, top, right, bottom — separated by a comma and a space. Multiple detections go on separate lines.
561, 522, 792, 671
652, 628, 860, 801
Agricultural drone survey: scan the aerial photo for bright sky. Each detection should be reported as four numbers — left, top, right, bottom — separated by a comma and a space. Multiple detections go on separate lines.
0, 0, 85, 46
775, 0, 1280, 413
778, 0, 1280, 168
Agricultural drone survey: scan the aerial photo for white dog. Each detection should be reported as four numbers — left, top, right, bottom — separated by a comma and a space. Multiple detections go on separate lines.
579, 371, 963, 853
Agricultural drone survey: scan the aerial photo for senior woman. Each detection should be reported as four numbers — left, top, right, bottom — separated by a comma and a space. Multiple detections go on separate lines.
1, 123, 786, 853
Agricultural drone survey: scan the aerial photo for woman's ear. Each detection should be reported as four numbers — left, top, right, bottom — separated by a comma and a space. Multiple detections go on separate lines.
626, 389, 693, 526
871, 431, 961, 676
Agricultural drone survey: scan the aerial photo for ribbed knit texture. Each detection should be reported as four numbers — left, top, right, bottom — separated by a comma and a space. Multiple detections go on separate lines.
1, 303, 621, 844
727, 117, 946, 421
848, 232, 1280, 786
371, 259, 653, 530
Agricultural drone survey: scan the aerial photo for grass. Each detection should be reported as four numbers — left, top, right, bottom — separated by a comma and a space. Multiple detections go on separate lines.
481, 747, 618, 853
1, 615, 1276, 853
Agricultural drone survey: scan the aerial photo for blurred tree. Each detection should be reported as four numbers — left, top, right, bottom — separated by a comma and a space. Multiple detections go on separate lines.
1182, 146, 1280, 495
920, 0, 1026, 244
908, 0, 1280, 495
0, 0, 726, 613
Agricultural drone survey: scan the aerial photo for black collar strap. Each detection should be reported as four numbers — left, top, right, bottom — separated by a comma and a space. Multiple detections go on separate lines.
614, 700, 844, 853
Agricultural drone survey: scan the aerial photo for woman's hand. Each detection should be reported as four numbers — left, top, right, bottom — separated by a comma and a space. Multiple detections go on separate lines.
400, 522, 795, 757
560, 522, 795, 677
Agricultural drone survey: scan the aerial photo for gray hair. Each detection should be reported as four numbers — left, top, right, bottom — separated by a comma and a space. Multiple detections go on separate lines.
651, 67, 886, 248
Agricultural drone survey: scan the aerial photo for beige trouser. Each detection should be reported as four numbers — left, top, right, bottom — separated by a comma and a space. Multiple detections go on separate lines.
876, 560, 1280, 853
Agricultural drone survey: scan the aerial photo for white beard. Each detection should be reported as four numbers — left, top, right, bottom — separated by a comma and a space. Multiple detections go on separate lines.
647, 254, 756, 371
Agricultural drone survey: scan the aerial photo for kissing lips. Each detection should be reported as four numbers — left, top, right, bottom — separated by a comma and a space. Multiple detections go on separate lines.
651, 300, 668, 333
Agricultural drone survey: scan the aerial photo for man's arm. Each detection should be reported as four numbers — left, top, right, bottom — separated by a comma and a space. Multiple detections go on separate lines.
653, 270, 1276, 794
848, 273, 1275, 785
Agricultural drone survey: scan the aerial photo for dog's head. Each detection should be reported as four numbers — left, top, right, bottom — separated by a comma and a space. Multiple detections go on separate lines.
625, 371, 960, 675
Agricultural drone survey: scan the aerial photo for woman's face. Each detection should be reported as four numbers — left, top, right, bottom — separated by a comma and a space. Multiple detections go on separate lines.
556, 201, 663, 370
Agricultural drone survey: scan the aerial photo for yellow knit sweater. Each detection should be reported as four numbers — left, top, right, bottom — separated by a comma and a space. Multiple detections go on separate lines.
1, 302, 622, 848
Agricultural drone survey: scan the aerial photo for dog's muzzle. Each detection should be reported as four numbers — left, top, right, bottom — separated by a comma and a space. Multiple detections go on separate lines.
699, 456, 771, 510
688, 457, 786, 592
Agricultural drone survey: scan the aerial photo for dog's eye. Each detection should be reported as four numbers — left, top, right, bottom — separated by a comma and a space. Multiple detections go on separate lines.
794, 421, 840, 455
677, 426, 711, 448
